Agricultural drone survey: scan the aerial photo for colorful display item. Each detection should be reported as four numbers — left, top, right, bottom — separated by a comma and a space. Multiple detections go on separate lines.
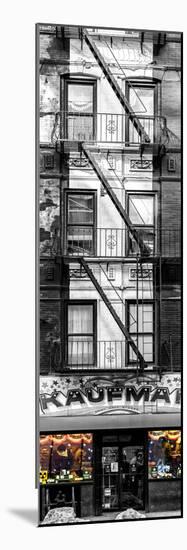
40, 470, 48, 484
40, 433, 93, 484
148, 430, 181, 480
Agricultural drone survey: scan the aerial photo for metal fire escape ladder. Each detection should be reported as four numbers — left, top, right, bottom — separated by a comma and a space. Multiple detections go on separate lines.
83, 28, 150, 143
82, 144, 149, 256
80, 257, 146, 370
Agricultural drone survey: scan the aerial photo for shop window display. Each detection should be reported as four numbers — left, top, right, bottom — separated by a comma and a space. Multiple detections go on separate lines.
40, 433, 93, 483
148, 430, 181, 479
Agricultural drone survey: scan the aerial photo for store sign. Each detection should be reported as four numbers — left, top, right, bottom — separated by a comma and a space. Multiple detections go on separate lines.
40, 373, 181, 416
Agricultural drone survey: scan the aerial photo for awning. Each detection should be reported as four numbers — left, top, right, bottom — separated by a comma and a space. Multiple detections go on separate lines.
39, 412, 181, 433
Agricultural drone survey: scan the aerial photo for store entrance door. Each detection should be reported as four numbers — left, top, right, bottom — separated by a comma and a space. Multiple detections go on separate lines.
120, 446, 144, 510
102, 445, 144, 512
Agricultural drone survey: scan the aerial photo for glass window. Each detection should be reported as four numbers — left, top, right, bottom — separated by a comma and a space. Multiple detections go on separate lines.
65, 80, 96, 140
67, 302, 96, 366
130, 87, 154, 116
128, 303, 154, 363
68, 304, 93, 334
129, 86, 154, 142
68, 195, 94, 224
128, 194, 155, 256
40, 433, 93, 483
66, 193, 95, 256
148, 430, 181, 479
68, 84, 93, 113
129, 304, 153, 333
129, 195, 154, 225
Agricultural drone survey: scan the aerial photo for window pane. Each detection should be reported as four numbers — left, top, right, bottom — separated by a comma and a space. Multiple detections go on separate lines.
128, 229, 154, 256
129, 304, 137, 332
102, 447, 119, 510
68, 304, 93, 334
67, 227, 93, 255
67, 115, 94, 141
129, 304, 153, 333
129, 196, 154, 225
68, 336, 94, 365
129, 335, 153, 362
143, 305, 153, 332
129, 87, 154, 142
68, 84, 93, 113
148, 431, 181, 479
68, 195, 94, 224
130, 87, 154, 116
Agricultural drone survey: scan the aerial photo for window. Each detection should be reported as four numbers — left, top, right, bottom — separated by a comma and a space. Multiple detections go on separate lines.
65, 191, 96, 256
126, 81, 158, 143
40, 433, 93, 483
66, 301, 97, 366
148, 430, 181, 480
64, 79, 97, 141
127, 302, 154, 363
128, 193, 155, 256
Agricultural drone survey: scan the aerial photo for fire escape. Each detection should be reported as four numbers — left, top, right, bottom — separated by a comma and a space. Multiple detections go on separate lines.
50, 26, 180, 374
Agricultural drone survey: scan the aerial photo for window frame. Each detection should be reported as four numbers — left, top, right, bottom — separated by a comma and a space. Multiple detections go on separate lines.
64, 189, 97, 256
63, 77, 97, 140
126, 191, 156, 257
126, 300, 155, 366
125, 79, 160, 144
64, 299, 97, 368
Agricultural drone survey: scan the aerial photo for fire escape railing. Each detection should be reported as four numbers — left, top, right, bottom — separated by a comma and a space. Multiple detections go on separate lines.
64, 227, 181, 259
47, 111, 167, 146
40, 225, 181, 259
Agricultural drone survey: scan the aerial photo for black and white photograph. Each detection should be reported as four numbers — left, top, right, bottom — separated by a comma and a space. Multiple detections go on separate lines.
37, 21, 182, 526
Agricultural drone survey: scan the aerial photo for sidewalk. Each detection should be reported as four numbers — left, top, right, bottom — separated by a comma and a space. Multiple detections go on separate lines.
84, 510, 181, 523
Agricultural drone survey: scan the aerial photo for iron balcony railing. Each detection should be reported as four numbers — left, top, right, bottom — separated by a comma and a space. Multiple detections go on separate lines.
66, 339, 151, 369
43, 337, 181, 373
40, 227, 181, 258
64, 227, 181, 258
48, 339, 139, 370
46, 111, 175, 146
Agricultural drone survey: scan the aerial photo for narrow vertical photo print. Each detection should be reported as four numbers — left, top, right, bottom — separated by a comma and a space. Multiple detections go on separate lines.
36, 24, 182, 526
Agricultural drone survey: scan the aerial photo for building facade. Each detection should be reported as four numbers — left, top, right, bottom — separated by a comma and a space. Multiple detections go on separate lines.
37, 24, 182, 525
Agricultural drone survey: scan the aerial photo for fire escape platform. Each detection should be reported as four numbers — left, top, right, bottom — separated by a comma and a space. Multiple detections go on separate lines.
60, 140, 141, 154
59, 139, 165, 157
63, 256, 159, 264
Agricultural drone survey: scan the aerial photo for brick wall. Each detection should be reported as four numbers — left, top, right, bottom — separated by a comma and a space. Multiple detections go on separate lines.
161, 181, 181, 257
160, 299, 181, 368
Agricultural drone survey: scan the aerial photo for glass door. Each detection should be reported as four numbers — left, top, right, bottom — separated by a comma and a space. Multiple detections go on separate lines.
120, 446, 144, 510
101, 444, 145, 512
102, 447, 120, 510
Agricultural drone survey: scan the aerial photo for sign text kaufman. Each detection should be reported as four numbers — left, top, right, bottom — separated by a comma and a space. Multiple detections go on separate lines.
40, 384, 181, 412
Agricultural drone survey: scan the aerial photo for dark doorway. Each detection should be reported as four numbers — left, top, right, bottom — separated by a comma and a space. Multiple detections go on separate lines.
101, 437, 145, 511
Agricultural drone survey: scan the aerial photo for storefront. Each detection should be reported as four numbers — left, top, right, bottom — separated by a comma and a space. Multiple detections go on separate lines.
39, 428, 181, 524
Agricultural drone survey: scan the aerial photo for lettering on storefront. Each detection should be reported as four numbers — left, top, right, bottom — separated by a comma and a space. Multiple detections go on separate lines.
40, 374, 181, 415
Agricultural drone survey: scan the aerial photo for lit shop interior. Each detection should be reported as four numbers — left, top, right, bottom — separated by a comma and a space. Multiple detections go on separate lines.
39, 429, 181, 522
